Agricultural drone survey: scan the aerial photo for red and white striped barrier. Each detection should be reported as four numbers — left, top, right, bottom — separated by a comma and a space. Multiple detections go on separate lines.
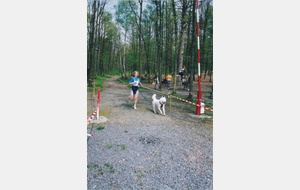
205, 106, 213, 111
87, 87, 101, 125
168, 95, 200, 107
168, 95, 213, 112
140, 85, 213, 111
87, 107, 99, 125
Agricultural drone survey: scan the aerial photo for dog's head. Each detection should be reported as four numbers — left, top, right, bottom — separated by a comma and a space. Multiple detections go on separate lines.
159, 96, 167, 105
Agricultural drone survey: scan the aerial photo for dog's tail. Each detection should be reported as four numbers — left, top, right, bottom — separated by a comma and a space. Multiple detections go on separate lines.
152, 94, 156, 100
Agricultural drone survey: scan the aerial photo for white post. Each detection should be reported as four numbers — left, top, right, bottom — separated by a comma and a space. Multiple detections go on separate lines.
96, 105, 99, 120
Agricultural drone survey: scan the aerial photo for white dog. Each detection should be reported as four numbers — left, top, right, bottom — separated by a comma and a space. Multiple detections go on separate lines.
152, 94, 167, 115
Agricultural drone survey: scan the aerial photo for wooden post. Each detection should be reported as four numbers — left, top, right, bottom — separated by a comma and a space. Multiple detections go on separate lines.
169, 96, 172, 112
93, 80, 95, 98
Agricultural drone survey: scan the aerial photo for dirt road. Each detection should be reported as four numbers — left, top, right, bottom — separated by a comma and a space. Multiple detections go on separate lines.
87, 76, 213, 190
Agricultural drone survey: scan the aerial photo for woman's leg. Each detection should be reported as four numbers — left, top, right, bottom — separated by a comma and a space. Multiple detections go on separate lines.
134, 91, 139, 106
130, 89, 134, 100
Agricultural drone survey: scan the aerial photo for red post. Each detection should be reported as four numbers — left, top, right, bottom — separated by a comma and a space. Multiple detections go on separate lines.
97, 87, 101, 107
97, 87, 100, 119
195, 76, 202, 115
195, 0, 202, 115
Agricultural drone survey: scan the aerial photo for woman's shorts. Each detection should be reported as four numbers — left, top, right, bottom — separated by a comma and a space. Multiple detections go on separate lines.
130, 86, 139, 96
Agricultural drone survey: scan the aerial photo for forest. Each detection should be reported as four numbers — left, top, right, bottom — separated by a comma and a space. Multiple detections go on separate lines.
87, 0, 213, 94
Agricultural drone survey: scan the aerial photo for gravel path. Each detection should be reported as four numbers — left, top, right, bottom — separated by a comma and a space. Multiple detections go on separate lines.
87, 76, 213, 190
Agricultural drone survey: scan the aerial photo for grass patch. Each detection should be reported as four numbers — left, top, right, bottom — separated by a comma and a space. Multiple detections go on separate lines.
104, 163, 115, 173
137, 173, 145, 179
87, 163, 99, 169
87, 75, 111, 92
96, 125, 105, 130
169, 91, 213, 115
121, 144, 127, 151
117, 77, 130, 85
108, 70, 122, 76
100, 107, 112, 117
106, 144, 127, 151
202, 118, 213, 127
202, 99, 213, 108
204, 110, 213, 116
98, 168, 104, 175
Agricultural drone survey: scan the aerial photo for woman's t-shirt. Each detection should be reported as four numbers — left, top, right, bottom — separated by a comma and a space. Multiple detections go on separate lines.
129, 77, 140, 87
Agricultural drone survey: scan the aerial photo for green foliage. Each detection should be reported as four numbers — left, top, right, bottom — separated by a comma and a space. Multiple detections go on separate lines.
117, 77, 130, 85
87, 75, 110, 92
96, 125, 105, 130
88, 0, 213, 90
94, 75, 110, 88
109, 70, 122, 76
115, 0, 136, 32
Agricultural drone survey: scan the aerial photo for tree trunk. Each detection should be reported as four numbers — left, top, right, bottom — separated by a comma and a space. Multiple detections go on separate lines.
159, 1, 164, 90
178, 31, 186, 78
123, 30, 127, 77
164, 0, 169, 77
171, 0, 178, 74
174, 0, 188, 92
154, 0, 161, 89
187, 1, 196, 100
177, 0, 188, 73
87, 0, 96, 86
138, 0, 143, 75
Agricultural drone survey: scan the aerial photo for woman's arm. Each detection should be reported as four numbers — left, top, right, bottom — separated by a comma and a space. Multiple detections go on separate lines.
129, 77, 134, 85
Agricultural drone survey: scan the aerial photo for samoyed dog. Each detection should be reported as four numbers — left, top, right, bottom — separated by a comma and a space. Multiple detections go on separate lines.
152, 94, 167, 115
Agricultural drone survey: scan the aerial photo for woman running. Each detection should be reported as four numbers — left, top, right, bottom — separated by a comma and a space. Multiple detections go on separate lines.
129, 71, 143, 109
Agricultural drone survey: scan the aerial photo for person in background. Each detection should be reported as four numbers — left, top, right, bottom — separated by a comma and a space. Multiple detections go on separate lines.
161, 76, 167, 87
178, 65, 186, 81
129, 71, 143, 109
182, 75, 186, 89
153, 74, 159, 90
183, 74, 191, 90
166, 73, 173, 89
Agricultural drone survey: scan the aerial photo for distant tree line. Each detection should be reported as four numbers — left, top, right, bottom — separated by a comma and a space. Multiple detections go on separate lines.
87, 0, 213, 91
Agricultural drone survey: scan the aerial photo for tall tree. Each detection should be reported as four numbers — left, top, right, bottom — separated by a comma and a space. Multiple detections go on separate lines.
87, 0, 216, 83
115, 0, 135, 77
188, 0, 196, 99
87, 0, 97, 86
138, 0, 143, 75
173, 0, 189, 92
171, 0, 178, 75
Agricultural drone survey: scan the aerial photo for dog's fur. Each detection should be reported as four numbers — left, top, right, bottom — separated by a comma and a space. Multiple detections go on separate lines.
152, 94, 167, 115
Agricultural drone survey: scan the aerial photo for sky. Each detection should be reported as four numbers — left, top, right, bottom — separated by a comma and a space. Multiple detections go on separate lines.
105, 0, 119, 21
103, 0, 152, 42
104, 0, 152, 22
